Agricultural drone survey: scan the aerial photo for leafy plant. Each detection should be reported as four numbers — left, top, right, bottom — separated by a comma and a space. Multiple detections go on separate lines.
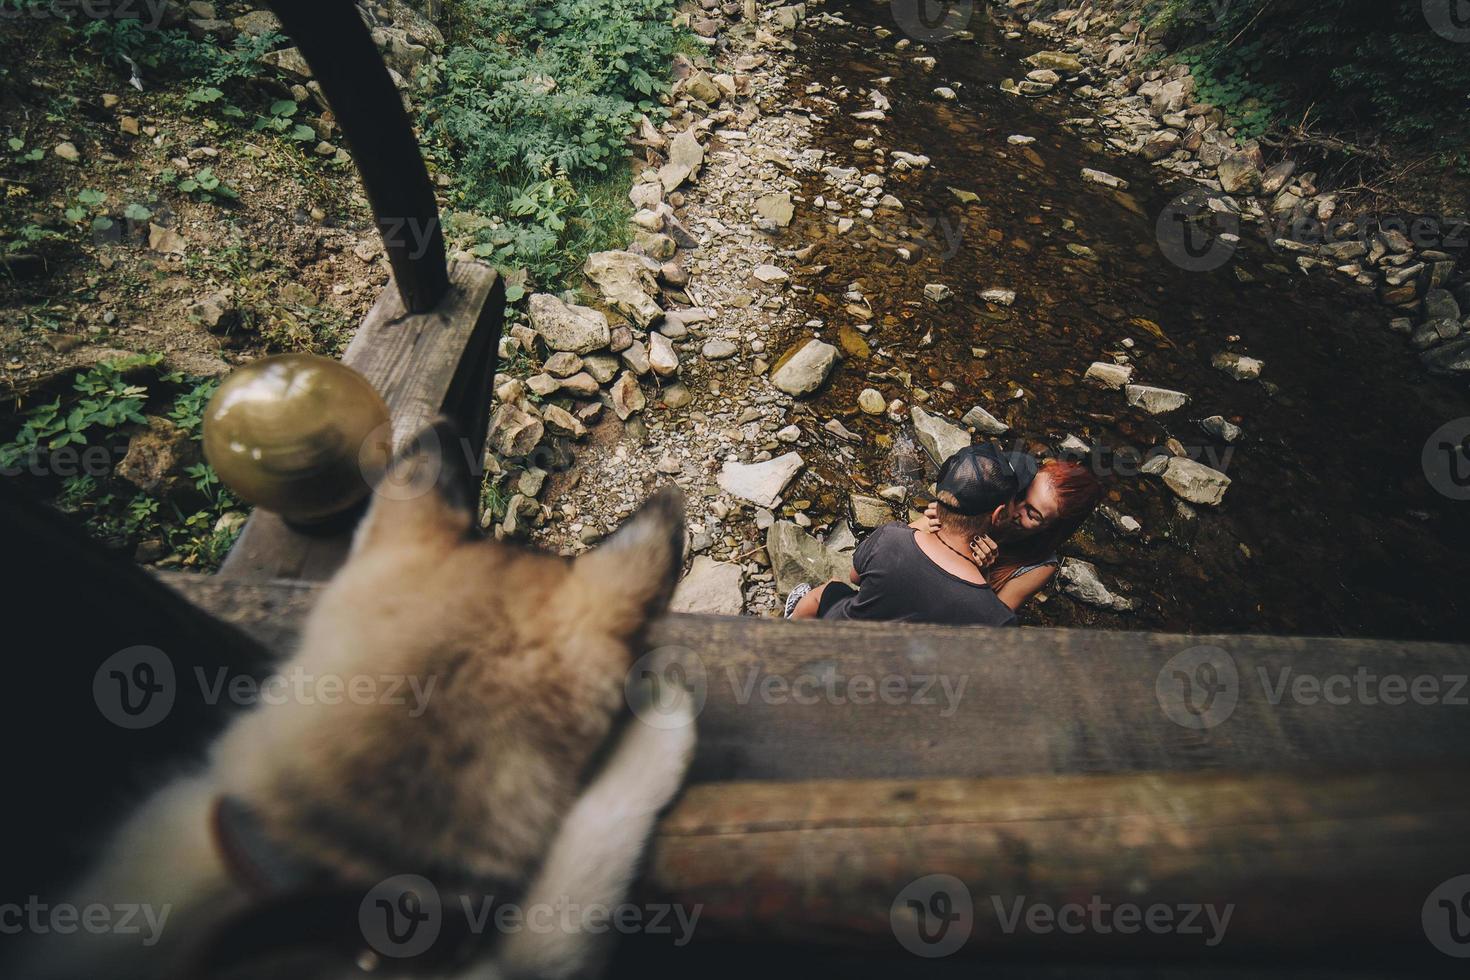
253, 99, 317, 142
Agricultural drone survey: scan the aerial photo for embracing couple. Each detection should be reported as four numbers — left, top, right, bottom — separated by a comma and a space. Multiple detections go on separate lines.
785, 444, 1102, 626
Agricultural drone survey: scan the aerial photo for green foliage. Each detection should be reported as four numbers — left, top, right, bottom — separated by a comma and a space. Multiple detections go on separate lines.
424, 0, 683, 290
1152, 0, 1467, 148
160, 166, 240, 204
1, 358, 243, 568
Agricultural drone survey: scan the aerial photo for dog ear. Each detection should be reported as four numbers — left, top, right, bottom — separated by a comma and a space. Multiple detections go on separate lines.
351, 417, 476, 554
572, 485, 685, 635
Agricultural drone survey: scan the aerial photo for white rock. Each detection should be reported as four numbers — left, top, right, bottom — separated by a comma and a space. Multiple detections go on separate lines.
718, 452, 804, 508
648, 331, 680, 377
1161, 457, 1231, 506
1125, 384, 1190, 415
980, 288, 1016, 306
924, 283, 952, 303
1084, 361, 1133, 388
671, 556, 746, 616
770, 339, 838, 397
528, 293, 611, 354
1058, 558, 1136, 612
1081, 167, 1130, 189
961, 404, 1009, 435
753, 264, 790, 284
911, 406, 970, 465
1211, 351, 1263, 381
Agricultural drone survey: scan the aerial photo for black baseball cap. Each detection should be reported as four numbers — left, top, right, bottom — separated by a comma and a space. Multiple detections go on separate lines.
936, 444, 1020, 516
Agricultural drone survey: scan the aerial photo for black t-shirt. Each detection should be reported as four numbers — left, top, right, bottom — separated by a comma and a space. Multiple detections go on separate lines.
819, 522, 1019, 627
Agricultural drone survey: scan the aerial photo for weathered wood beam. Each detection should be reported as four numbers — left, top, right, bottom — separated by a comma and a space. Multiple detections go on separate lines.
639, 770, 1470, 964
219, 262, 504, 582
155, 575, 1470, 780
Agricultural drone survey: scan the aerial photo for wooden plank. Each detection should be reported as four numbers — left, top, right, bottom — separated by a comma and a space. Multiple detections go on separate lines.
156, 576, 1470, 780
264, 0, 448, 312
218, 262, 504, 582
638, 770, 1470, 964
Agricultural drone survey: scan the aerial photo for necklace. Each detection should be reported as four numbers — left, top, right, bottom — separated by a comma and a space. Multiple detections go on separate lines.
934, 532, 982, 572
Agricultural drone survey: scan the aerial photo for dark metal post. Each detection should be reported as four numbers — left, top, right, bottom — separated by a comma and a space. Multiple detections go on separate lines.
265, 0, 451, 313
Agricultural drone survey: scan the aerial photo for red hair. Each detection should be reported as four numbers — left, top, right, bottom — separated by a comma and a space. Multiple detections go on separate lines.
988, 460, 1103, 591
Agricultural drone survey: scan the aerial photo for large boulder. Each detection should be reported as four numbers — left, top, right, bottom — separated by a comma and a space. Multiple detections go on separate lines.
670, 556, 746, 616
766, 520, 854, 594
583, 251, 662, 328
910, 406, 970, 465
770, 339, 837, 396
528, 293, 611, 354
718, 453, 804, 508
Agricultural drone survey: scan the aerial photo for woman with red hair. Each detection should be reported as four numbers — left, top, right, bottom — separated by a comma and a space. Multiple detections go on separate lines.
915, 454, 1104, 613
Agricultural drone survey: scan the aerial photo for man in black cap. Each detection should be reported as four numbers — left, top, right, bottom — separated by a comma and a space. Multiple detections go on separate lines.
786, 444, 1020, 627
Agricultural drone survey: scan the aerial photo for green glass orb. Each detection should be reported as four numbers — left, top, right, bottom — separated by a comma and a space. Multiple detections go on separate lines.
203, 354, 393, 524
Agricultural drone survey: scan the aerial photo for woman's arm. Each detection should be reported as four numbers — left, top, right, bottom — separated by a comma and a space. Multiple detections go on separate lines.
995, 565, 1057, 612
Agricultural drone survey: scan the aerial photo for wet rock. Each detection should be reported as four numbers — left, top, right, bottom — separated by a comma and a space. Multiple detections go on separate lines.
1422, 337, 1470, 376
1081, 168, 1129, 189
584, 251, 662, 327
924, 283, 953, 303
770, 339, 838, 396
528, 293, 611, 354
1211, 351, 1263, 381
719, 452, 804, 507
850, 493, 891, 529
116, 418, 200, 494
981, 287, 1016, 306
1125, 384, 1189, 415
488, 404, 544, 457
1084, 361, 1133, 388
766, 520, 853, 594
1201, 416, 1243, 443
934, 86, 957, 100
961, 405, 1009, 436
671, 556, 746, 616
1217, 152, 1262, 195
1057, 558, 1136, 613
1161, 457, 1231, 506
610, 371, 646, 420
911, 406, 971, 465
1410, 318, 1461, 351
754, 191, 795, 227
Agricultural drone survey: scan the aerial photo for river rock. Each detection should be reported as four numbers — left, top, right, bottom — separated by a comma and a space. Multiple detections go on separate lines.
770, 339, 838, 396
1217, 152, 1262, 195
849, 493, 891, 529
584, 251, 662, 327
1141, 130, 1181, 161
659, 126, 705, 192
1201, 415, 1243, 442
1058, 558, 1136, 613
609, 371, 645, 419
924, 283, 952, 303
1027, 50, 1082, 72
766, 520, 854, 594
1161, 457, 1231, 506
981, 288, 1016, 306
670, 556, 746, 616
911, 406, 971, 465
488, 404, 544, 457
719, 452, 804, 508
1422, 336, 1470, 376
1125, 384, 1189, 415
1084, 361, 1133, 388
754, 191, 795, 227
1211, 351, 1263, 380
648, 331, 680, 377
1081, 168, 1129, 189
961, 405, 1009, 435
858, 388, 885, 414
